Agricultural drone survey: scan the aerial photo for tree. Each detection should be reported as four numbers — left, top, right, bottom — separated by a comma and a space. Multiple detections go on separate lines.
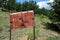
0, 0, 8, 10
21, 0, 39, 14
22, 1, 29, 11
15, 3, 21, 12
28, 0, 38, 10
0, 0, 40, 14
48, 0, 60, 21
47, 0, 60, 32
6, 0, 16, 10
50, 0, 60, 15
0, 0, 3, 7
3, 0, 8, 8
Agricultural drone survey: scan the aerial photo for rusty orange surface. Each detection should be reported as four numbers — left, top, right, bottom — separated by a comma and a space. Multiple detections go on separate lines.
9, 10, 35, 30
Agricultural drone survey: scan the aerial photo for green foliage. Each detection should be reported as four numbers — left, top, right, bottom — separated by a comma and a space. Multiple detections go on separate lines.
0, 27, 3, 31
0, 11, 10, 30
35, 14, 51, 26
48, 0, 60, 21
21, 0, 39, 14
0, 0, 8, 10
22, 1, 29, 11
28, 29, 39, 40
46, 36, 58, 40
45, 23, 60, 33
0, 0, 3, 7
47, 0, 60, 32
15, 3, 21, 11
52, 0, 60, 15
40, 14, 45, 18
0, 0, 40, 14
6, 0, 16, 10
5, 24, 10, 28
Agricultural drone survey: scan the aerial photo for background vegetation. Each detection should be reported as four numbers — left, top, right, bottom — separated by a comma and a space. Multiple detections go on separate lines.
0, 0, 60, 40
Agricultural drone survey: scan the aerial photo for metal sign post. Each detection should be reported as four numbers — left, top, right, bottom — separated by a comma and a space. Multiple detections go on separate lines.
10, 25, 11, 40
10, 10, 12, 40
33, 26, 35, 40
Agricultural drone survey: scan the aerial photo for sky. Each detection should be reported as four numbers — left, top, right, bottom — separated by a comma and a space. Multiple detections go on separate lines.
16, 0, 54, 10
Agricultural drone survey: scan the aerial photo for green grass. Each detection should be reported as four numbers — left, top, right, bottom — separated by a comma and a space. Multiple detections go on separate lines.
28, 29, 39, 40
35, 14, 51, 27
0, 27, 3, 31
0, 11, 10, 30
46, 36, 58, 40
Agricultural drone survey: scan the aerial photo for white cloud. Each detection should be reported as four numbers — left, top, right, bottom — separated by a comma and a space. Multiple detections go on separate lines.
37, 0, 54, 9
48, 0, 54, 2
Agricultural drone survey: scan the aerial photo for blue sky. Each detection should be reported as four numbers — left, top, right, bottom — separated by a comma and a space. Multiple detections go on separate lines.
16, 0, 54, 10
16, 0, 49, 3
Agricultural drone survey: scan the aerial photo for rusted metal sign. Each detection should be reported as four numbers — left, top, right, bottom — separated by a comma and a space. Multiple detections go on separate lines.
9, 10, 35, 30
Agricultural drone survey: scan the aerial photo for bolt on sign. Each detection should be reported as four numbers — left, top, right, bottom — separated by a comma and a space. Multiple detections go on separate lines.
9, 10, 35, 30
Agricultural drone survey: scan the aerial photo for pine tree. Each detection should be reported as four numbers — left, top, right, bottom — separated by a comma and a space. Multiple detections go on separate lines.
6, 0, 16, 10
51, 0, 60, 15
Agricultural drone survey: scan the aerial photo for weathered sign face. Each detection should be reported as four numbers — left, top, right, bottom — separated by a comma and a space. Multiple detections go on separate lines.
10, 10, 35, 30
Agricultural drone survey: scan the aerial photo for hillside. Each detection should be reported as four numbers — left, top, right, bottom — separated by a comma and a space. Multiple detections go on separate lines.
0, 11, 60, 40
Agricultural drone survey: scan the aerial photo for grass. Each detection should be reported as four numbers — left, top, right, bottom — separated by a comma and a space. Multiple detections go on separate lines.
0, 11, 10, 30
28, 28, 40, 40
46, 36, 58, 40
0, 27, 3, 31
35, 14, 51, 28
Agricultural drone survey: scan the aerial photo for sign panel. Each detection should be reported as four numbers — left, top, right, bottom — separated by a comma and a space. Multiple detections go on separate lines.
10, 10, 35, 30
